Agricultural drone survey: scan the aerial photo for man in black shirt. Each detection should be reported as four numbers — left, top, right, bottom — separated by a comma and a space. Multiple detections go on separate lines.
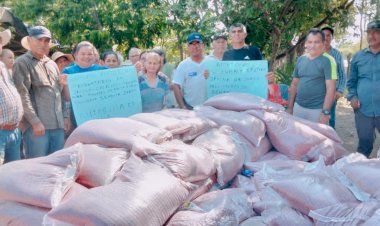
223, 23, 275, 82
223, 23, 263, 61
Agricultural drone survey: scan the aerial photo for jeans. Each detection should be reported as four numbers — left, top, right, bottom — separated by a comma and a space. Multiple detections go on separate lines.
354, 110, 380, 158
329, 100, 337, 129
0, 128, 21, 164
24, 128, 64, 158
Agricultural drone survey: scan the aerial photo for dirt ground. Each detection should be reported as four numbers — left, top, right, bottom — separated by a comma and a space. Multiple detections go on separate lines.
335, 97, 380, 158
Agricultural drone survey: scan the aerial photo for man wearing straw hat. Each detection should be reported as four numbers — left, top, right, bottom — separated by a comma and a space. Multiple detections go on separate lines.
13, 26, 67, 158
0, 29, 23, 163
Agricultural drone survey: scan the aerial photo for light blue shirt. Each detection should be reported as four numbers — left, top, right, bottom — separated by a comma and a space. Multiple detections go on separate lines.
329, 48, 346, 93
347, 48, 380, 117
63, 64, 108, 74
139, 74, 169, 113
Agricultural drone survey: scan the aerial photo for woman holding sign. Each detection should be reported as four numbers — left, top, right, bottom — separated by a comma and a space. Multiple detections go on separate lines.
61, 41, 108, 131
138, 51, 169, 112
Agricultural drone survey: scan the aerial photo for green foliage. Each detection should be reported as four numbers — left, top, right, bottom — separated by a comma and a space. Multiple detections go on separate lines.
275, 62, 295, 86
7, 0, 356, 66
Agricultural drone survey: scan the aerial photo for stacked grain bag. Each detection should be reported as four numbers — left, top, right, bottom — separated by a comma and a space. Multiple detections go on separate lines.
1, 93, 372, 226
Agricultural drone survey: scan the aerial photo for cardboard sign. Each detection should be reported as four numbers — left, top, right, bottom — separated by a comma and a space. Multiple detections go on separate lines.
68, 66, 142, 125
206, 60, 268, 99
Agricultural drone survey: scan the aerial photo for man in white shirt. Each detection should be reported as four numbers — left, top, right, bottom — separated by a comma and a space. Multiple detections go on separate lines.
172, 32, 209, 109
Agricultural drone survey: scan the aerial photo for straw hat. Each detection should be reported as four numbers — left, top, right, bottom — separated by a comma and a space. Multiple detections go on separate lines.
51, 51, 74, 63
0, 29, 11, 46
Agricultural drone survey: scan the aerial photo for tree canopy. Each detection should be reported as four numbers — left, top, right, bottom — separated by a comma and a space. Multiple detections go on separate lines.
7, 0, 363, 68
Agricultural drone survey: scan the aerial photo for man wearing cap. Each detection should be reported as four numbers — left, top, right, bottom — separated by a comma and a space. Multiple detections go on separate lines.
209, 34, 227, 60
322, 26, 347, 129
347, 20, 380, 157
0, 29, 23, 163
172, 32, 210, 109
13, 26, 67, 158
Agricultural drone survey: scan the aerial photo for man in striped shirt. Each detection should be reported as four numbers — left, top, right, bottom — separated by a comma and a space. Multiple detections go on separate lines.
287, 28, 337, 124
322, 26, 347, 129
0, 29, 23, 164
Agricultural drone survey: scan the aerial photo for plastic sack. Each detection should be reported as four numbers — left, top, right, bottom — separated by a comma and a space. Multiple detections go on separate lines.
362, 209, 380, 226
309, 200, 380, 226
270, 173, 359, 215
167, 189, 254, 226
239, 217, 267, 226
76, 144, 129, 188
247, 110, 347, 163
340, 158, 380, 200
203, 92, 285, 112
0, 144, 81, 208
251, 187, 289, 214
65, 117, 173, 149
193, 126, 245, 187
0, 201, 49, 226
130, 112, 192, 136
45, 154, 190, 226
195, 106, 266, 147
148, 140, 216, 182
157, 108, 218, 141
262, 206, 313, 226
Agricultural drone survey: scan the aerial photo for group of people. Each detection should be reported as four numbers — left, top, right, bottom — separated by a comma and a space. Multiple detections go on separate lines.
1, 20, 380, 164
287, 20, 380, 158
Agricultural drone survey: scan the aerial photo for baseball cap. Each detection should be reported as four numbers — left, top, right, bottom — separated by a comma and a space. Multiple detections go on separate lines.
366, 20, 380, 31
28, 26, 52, 39
187, 32, 203, 44
21, 26, 54, 50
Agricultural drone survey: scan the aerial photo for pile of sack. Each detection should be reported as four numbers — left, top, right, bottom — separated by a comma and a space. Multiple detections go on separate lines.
0, 93, 378, 225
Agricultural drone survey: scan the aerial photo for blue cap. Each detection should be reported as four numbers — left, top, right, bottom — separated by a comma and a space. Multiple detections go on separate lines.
187, 32, 203, 44
28, 26, 51, 39
367, 21, 380, 31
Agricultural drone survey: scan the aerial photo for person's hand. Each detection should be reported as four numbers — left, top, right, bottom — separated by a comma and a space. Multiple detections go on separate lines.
335, 92, 343, 100
32, 122, 45, 136
266, 72, 275, 84
64, 118, 71, 132
203, 70, 209, 79
134, 61, 143, 73
319, 114, 330, 125
350, 98, 360, 110
169, 83, 175, 90
59, 74, 68, 86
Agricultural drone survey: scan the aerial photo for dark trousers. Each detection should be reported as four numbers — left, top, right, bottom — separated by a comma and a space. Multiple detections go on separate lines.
329, 100, 337, 129
355, 110, 380, 157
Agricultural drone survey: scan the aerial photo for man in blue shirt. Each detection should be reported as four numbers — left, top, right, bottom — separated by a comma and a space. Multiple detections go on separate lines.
347, 20, 380, 157
322, 26, 347, 129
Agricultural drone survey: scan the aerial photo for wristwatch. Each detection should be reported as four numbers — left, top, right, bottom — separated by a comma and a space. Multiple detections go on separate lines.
322, 109, 330, 115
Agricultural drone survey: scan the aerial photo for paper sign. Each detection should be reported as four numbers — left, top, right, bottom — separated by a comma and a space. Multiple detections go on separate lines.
68, 66, 142, 125
206, 60, 268, 99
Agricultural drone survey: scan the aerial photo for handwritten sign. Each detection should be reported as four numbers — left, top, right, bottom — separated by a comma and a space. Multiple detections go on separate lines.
206, 60, 268, 99
68, 66, 142, 125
